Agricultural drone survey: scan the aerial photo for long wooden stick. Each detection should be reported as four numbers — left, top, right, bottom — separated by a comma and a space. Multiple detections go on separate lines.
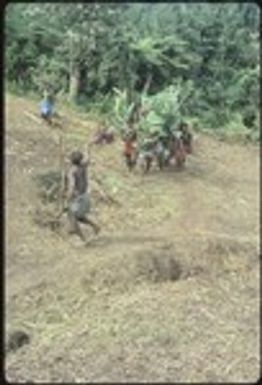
143, 73, 152, 95
92, 176, 120, 206
24, 110, 43, 125
24, 109, 64, 130
58, 131, 65, 214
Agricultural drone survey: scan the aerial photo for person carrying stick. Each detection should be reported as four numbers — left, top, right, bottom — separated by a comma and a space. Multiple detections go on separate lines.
65, 150, 100, 244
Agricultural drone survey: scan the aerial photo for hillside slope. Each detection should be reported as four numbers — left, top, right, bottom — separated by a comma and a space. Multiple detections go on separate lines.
5, 94, 260, 382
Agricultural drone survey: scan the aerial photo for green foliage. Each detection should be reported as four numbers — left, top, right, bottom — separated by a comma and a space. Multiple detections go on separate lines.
138, 85, 180, 134
5, 3, 260, 139
113, 88, 134, 131
112, 82, 194, 137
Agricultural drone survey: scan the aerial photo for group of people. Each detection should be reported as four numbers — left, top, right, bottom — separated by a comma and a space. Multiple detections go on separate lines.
122, 109, 193, 173
39, 89, 193, 245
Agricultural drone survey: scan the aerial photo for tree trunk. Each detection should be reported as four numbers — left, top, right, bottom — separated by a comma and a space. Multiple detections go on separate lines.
68, 31, 80, 103
69, 65, 80, 103
143, 72, 152, 95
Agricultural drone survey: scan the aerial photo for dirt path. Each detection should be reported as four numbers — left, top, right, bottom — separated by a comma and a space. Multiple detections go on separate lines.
5, 94, 260, 383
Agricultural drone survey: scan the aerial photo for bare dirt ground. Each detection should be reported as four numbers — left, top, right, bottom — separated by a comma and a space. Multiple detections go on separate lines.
5, 94, 260, 383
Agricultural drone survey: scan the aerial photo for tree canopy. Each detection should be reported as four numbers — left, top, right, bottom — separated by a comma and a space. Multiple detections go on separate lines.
5, 2, 260, 133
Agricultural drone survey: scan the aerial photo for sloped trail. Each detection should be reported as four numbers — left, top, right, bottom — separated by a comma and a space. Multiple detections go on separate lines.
5, 94, 260, 383
5, 93, 259, 312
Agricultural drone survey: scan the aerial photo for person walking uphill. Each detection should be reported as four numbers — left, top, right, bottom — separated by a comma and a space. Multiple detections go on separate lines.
65, 150, 100, 244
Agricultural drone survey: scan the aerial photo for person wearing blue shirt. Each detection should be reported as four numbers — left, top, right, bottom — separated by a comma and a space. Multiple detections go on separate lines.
40, 91, 55, 124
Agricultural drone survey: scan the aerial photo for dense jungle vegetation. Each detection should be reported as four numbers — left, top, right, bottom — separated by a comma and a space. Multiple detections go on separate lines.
5, 2, 260, 137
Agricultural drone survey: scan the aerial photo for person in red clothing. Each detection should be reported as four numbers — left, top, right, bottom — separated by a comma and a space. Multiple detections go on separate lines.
123, 127, 138, 171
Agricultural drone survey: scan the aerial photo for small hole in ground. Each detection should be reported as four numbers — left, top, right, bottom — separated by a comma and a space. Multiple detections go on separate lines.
7, 330, 30, 353
137, 249, 183, 283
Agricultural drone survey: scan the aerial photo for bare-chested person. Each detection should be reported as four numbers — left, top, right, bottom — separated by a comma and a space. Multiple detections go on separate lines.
65, 150, 100, 243
179, 122, 193, 154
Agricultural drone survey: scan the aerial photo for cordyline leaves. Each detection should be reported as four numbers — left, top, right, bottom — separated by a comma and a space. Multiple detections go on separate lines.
112, 83, 194, 136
